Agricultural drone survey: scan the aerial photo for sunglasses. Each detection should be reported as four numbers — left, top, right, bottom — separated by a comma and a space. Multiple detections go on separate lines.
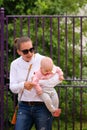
21, 47, 34, 55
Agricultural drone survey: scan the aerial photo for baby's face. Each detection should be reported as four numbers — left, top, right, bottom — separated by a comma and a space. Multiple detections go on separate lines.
41, 67, 52, 75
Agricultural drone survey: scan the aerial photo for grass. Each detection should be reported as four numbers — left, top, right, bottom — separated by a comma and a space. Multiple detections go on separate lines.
8, 120, 87, 130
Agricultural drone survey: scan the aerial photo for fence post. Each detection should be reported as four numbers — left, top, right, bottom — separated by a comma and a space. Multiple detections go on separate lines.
0, 8, 5, 130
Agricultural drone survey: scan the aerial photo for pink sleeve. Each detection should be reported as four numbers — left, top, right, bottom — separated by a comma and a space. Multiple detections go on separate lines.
32, 71, 42, 83
56, 66, 63, 76
32, 71, 43, 95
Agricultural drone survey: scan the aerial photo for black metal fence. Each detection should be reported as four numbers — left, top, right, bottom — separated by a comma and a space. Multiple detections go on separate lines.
0, 8, 87, 130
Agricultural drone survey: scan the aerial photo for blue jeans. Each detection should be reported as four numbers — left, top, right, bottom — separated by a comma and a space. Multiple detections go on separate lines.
15, 101, 53, 130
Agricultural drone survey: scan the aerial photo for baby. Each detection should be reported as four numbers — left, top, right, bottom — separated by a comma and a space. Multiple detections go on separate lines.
32, 57, 64, 117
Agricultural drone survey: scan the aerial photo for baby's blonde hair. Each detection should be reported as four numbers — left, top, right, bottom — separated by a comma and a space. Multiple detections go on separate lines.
41, 57, 53, 72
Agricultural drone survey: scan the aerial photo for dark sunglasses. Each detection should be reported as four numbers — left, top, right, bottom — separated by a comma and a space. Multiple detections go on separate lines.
21, 47, 34, 55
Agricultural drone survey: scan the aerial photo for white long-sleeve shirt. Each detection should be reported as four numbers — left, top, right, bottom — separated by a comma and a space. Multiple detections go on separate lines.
10, 53, 44, 101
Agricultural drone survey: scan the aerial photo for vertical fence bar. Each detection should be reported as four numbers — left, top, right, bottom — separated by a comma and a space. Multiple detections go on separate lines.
5, 16, 9, 130
72, 87, 75, 130
42, 17, 45, 54
65, 17, 68, 79
80, 17, 83, 130
28, 17, 30, 37
80, 87, 83, 130
57, 17, 60, 130
65, 87, 68, 130
13, 17, 18, 110
57, 17, 60, 66
20, 17, 23, 36
49, 17, 52, 58
72, 17, 75, 130
65, 17, 68, 130
13, 17, 17, 58
35, 17, 38, 52
0, 8, 5, 130
13, 17, 16, 39
80, 17, 83, 80
72, 17, 75, 80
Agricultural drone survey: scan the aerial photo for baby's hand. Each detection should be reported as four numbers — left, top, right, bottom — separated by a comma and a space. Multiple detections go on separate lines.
33, 83, 43, 95
37, 88, 43, 95
59, 76, 64, 81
